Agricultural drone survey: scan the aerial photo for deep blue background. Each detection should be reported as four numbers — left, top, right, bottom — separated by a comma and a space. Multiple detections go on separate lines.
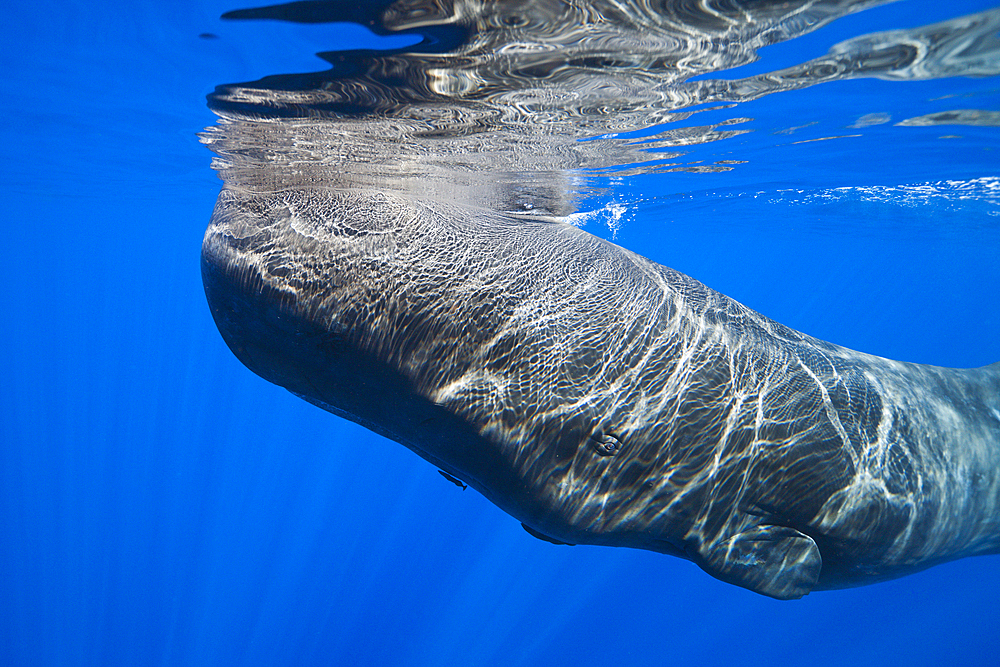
2, 1, 998, 665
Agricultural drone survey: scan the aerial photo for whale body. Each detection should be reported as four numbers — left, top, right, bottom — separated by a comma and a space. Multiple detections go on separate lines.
201, 186, 1000, 599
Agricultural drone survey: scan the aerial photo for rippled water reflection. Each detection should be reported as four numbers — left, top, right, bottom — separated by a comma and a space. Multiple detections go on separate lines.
203, 0, 1000, 219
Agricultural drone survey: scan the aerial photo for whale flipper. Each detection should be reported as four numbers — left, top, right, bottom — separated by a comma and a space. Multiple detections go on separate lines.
696, 526, 823, 600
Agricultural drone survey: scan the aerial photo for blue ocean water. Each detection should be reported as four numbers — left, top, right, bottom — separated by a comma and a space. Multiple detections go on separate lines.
2, 1, 999, 665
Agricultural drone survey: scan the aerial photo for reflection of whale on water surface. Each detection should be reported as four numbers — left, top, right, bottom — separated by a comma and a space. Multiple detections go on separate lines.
201, 1, 1000, 598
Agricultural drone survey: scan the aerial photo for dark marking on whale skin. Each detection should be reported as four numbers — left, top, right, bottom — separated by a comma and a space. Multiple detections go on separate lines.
201, 187, 1000, 600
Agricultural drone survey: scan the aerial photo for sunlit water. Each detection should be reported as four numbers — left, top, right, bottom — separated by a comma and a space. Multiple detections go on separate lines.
2, 1, 998, 665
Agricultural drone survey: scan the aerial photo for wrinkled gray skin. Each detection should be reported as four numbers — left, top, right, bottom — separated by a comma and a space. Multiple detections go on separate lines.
202, 187, 1000, 599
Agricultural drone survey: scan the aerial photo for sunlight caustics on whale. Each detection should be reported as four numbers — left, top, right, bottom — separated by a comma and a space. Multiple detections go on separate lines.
201, 0, 1000, 598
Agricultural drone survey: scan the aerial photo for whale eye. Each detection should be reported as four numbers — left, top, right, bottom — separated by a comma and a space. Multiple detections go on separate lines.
592, 433, 623, 457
